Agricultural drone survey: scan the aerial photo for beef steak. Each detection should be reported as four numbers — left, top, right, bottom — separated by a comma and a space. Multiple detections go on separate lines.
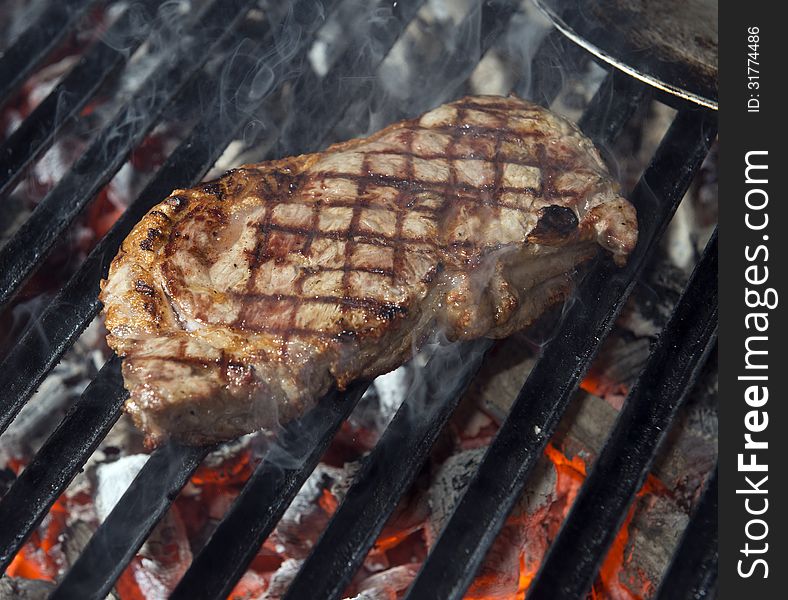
100, 95, 637, 445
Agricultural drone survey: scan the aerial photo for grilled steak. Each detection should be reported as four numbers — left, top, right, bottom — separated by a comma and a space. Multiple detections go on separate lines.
100, 95, 637, 446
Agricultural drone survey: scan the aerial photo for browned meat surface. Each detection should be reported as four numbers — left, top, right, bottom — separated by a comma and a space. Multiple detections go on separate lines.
100, 95, 637, 446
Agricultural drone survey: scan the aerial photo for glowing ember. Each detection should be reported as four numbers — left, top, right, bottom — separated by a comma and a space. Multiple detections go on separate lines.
3, 430, 665, 600
580, 374, 629, 407
591, 476, 668, 600
6, 491, 90, 583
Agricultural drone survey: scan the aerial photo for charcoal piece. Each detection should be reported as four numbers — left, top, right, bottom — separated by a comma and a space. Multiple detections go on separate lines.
262, 559, 304, 599
0, 577, 55, 600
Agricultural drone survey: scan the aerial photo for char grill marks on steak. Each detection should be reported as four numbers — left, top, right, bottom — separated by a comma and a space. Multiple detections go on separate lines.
100, 95, 638, 445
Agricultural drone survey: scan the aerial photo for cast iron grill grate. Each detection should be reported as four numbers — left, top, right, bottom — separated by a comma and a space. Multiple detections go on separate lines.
0, 2, 718, 599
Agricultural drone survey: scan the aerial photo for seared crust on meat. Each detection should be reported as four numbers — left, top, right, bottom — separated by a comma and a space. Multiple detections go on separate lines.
100, 95, 637, 445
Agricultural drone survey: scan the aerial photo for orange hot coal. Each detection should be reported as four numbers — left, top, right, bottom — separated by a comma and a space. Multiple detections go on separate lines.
5, 444, 662, 600
5, 436, 662, 600
6, 490, 91, 583
452, 445, 657, 600
580, 373, 629, 408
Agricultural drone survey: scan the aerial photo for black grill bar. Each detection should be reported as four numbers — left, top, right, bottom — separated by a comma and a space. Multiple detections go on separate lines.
0, 0, 100, 108
479, 0, 521, 59
170, 382, 369, 600
284, 340, 490, 600
526, 231, 718, 600
0, 0, 256, 310
407, 0, 521, 118
0, 0, 336, 438
513, 27, 589, 107
281, 65, 639, 600
577, 69, 648, 149
356, 0, 520, 125
0, 357, 126, 573
277, 0, 428, 157
404, 107, 718, 600
0, 0, 160, 199
51, 443, 211, 600
284, 0, 519, 158
654, 466, 719, 600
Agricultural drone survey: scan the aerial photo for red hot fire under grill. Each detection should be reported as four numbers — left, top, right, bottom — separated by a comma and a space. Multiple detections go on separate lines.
0, 1, 717, 599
